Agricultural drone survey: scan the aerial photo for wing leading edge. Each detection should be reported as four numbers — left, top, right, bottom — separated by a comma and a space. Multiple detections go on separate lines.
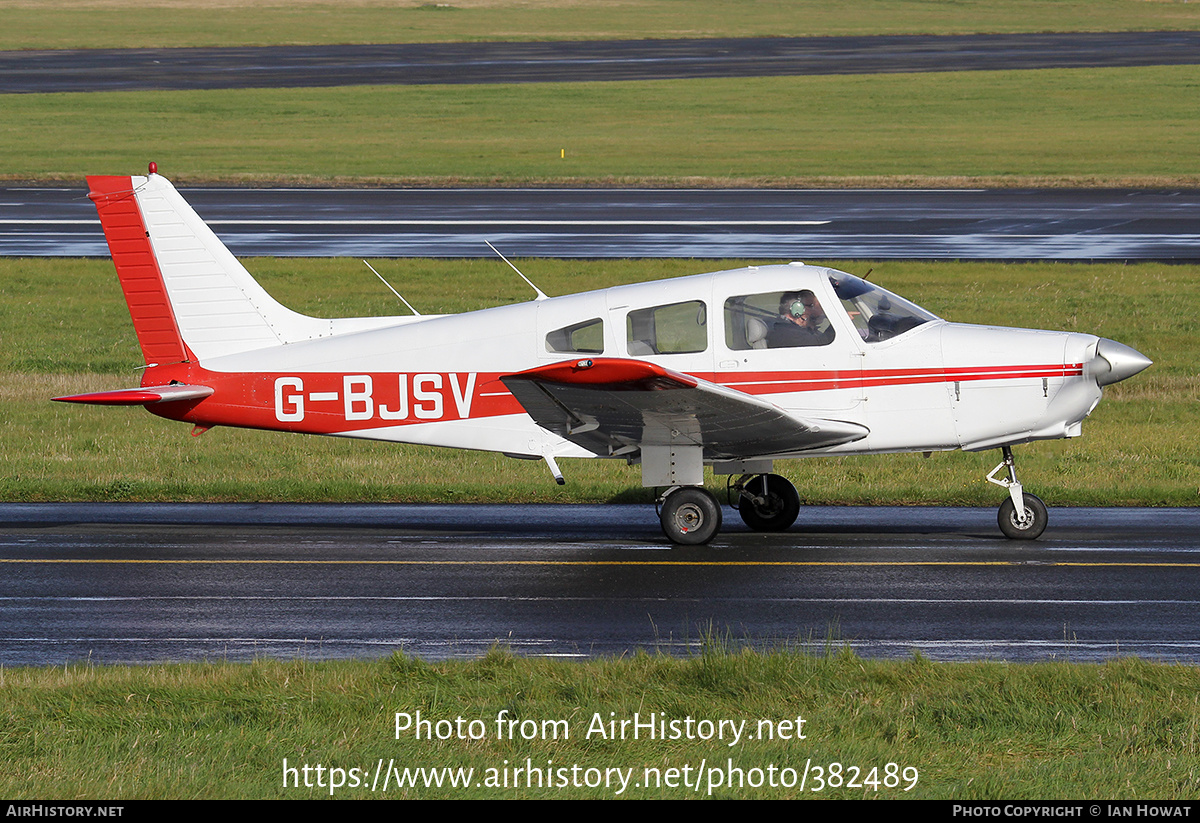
501, 358, 868, 460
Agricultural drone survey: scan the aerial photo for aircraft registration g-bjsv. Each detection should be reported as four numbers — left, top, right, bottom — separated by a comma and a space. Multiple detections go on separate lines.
57, 168, 1152, 544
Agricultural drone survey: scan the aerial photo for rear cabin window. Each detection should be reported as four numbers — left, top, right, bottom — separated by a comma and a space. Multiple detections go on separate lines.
626, 300, 707, 355
546, 318, 604, 354
724, 290, 835, 350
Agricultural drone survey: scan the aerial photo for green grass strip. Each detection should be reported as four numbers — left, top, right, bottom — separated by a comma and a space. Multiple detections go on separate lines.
4, 0, 1200, 51
7, 0, 1200, 50
1, 649, 1198, 798
4, 67, 1200, 187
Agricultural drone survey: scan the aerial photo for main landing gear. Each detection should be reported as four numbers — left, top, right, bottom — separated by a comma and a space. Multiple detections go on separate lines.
987, 445, 1048, 540
657, 473, 800, 545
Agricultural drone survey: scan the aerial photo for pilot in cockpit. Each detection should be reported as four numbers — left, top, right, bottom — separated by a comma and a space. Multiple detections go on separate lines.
767, 290, 833, 348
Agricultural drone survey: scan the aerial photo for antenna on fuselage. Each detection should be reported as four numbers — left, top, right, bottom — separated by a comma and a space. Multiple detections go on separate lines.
362, 260, 421, 316
485, 240, 548, 301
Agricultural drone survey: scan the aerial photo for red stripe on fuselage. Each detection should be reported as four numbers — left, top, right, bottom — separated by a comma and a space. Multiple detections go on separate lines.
139, 361, 1084, 436
716, 364, 1083, 396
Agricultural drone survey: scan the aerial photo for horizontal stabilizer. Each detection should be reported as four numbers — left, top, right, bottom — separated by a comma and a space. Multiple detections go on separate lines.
53, 384, 214, 406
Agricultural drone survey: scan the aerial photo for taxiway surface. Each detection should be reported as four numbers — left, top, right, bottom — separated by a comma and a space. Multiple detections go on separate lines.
5, 32, 1199, 94
3, 504, 1198, 666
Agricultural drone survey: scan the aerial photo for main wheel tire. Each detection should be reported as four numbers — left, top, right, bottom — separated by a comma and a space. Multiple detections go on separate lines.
737, 473, 801, 532
998, 493, 1048, 540
660, 487, 722, 545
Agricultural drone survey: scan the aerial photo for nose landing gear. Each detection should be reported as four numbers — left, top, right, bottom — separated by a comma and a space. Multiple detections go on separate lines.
987, 446, 1048, 540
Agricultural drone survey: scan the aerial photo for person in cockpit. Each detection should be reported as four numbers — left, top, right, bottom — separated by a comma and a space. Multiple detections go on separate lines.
767, 290, 833, 347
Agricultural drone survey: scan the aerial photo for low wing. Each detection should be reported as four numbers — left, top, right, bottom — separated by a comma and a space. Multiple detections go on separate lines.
52, 384, 214, 406
501, 358, 868, 459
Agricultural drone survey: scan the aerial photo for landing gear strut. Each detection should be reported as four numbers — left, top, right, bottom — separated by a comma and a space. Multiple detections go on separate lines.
987, 446, 1048, 540
731, 473, 800, 532
658, 486, 722, 545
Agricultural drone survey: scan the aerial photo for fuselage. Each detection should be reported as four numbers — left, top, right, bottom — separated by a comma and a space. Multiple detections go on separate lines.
141, 262, 1112, 462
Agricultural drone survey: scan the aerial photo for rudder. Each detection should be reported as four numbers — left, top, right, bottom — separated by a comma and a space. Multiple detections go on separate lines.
88, 175, 189, 366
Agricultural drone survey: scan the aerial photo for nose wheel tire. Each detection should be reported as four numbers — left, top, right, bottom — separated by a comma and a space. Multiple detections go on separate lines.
998, 493, 1048, 540
736, 473, 801, 532
660, 487, 722, 545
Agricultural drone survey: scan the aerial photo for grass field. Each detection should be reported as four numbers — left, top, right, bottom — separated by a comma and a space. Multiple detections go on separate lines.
3, 257, 1194, 507
3, 0, 1200, 51
6, 65, 1200, 188
1, 648, 1197, 799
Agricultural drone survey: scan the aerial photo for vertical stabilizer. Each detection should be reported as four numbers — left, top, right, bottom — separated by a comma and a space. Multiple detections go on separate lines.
88, 172, 328, 363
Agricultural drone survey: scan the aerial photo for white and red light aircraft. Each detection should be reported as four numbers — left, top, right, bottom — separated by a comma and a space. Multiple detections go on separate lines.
56, 168, 1152, 544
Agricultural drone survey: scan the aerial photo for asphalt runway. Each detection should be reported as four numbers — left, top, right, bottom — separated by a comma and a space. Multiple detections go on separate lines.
2, 503, 1198, 666
4, 32, 1199, 93
5, 185, 1199, 260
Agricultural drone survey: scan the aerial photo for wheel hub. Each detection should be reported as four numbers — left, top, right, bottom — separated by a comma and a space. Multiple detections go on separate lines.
674, 503, 705, 533
746, 493, 782, 518
1009, 509, 1035, 528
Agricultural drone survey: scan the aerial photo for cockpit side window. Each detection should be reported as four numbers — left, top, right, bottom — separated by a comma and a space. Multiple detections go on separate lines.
724, 291, 835, 350
828, 272, 937, 343
626, 300, 707, 355
546, 318, 604, 354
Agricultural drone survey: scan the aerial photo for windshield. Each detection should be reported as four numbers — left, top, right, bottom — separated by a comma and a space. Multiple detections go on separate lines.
827, 271, 938, 342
